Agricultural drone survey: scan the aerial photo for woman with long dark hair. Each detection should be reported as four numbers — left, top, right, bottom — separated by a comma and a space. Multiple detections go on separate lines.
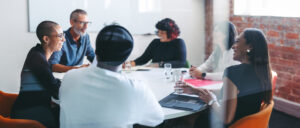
127, 18, 187, 68
178, 28, 272, 127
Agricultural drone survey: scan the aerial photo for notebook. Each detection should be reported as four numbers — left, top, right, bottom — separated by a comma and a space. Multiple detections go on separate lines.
184, 79, 222, 87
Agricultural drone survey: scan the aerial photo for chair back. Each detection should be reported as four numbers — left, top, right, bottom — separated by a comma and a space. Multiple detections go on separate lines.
0, 91, 47, 128
229, 100, 274, 128
0, 90, 18, 118
185, 60, 190, 68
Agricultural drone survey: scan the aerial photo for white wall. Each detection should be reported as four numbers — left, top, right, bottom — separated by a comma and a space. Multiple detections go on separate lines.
0, 0, 205, 93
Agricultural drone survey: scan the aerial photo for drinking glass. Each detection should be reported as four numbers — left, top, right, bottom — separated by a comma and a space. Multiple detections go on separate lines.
174, 70, 184, 94
174, 81, 184, 94
164, 63, 172, 80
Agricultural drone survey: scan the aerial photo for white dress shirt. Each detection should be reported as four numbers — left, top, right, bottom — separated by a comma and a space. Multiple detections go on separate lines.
59, 65, 164, 128
197, 48, 240, 81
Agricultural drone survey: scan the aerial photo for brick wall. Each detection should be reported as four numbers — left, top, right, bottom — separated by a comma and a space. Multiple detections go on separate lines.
205, 0, 300, 103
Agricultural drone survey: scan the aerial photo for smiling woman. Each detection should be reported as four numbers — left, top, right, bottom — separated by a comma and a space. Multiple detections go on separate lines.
129, 18, 187, 68
10, 21, 63, 128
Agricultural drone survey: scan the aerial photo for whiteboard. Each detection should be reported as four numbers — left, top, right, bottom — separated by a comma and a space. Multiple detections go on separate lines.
28, 0, 162, 34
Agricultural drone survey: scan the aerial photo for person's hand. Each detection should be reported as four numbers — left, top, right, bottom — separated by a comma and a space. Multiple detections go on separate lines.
174, 81, 196, 95
122, 61, 136, 69
195, 88, 215, 104
80, 64, 90, 68
146, 63, 159, 68
189, 66, 203, 79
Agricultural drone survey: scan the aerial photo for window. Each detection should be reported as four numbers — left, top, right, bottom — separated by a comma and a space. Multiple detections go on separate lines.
234, 0, 300, 17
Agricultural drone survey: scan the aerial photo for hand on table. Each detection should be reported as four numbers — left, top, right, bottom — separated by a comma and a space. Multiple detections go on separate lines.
194, 88, 215, 104
80, 64, 90, 68
174, 81, 216, 104
122, 61, 136, 69
146, 63, 159, 68
189, 66, 203, 79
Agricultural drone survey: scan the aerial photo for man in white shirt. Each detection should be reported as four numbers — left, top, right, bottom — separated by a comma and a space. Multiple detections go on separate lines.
59, 25, 164, 128
190, 22, 240, 81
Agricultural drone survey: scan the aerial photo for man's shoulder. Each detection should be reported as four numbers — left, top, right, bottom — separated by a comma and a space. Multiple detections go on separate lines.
63, 66, 90, 80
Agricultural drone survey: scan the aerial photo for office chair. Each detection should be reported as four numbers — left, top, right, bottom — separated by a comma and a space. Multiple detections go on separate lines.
229, 100, 274, 128
0, 90, 46, 128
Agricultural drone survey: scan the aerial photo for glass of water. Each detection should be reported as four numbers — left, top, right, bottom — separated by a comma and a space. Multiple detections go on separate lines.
174, 71, 185, 94
174, 81, 184, 94
164, 63, 172, 80
125, 61, 131, 70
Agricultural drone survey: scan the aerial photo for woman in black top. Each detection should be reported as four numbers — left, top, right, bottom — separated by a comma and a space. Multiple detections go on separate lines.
178, 28, 272, 127
11, 21, 65, 128
129, 18, 187, 68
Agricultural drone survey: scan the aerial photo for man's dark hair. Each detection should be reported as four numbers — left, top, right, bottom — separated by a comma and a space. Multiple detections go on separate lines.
70, 9, 87, 21
214, 21, 237, 50
95, 25, 133, 66
36, 21, 59, 45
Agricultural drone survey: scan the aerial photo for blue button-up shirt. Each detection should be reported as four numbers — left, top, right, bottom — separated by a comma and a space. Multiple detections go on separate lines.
49, 28, 95, 67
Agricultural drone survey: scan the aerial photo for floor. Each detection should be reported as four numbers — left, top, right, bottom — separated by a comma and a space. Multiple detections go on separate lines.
269, 110, 300, 128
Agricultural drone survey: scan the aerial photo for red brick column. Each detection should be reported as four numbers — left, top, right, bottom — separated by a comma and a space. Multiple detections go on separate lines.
204, 0, 214, 60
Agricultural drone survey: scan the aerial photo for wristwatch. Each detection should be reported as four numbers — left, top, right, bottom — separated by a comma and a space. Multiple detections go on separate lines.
201, 72, 206, 79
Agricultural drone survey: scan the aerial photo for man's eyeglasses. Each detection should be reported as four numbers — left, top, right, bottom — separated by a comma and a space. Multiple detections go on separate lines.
74, 20, 92, 26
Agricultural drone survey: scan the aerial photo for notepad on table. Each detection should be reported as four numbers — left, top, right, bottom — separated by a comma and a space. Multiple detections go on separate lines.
184, 79, 222, 87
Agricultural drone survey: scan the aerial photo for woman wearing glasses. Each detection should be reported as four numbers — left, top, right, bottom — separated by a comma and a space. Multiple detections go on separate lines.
11, 21, 65, 128
127, 18, 187, 68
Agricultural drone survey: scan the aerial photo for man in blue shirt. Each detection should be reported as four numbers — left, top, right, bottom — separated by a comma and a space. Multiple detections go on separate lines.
49, 9, 95, 72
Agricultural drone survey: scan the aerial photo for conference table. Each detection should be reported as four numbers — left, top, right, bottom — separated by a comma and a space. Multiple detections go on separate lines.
53, 66, 223, 120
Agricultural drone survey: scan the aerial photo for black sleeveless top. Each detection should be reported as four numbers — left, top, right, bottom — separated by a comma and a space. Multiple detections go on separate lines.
224, 63, 264, 124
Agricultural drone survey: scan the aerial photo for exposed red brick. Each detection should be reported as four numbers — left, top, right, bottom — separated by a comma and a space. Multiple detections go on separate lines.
260, 24, 266, 29
269, 50, 282, 58
286, 96, 300, 103
269, 57, 278, 64
292, 62, 300, 69
281, 53, 297, 61
277, 72, 293, 81
267, 30, 280, 37
286, 33, 299, 39
277, 25, 284, 31
231, 16, 243, 22
279, 46, 295, 53
293, 76, 300, 83
277, 59, 293, 66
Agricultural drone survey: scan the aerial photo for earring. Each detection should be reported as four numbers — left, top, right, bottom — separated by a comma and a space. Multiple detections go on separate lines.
247, 49, 251, 53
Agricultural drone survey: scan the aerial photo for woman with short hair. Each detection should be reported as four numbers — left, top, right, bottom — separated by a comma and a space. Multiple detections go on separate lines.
11, 21, 65, 128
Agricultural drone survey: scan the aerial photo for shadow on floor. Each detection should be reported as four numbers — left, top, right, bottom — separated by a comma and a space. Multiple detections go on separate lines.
269, 109, 300, 128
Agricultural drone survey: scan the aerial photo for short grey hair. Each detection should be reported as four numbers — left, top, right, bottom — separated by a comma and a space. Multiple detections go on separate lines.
70, 9, 87, 20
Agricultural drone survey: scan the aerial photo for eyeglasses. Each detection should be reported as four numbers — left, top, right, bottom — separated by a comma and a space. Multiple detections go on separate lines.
74, 20, 92, 26
51, 33, 65, 41
155, 30, 167, 35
